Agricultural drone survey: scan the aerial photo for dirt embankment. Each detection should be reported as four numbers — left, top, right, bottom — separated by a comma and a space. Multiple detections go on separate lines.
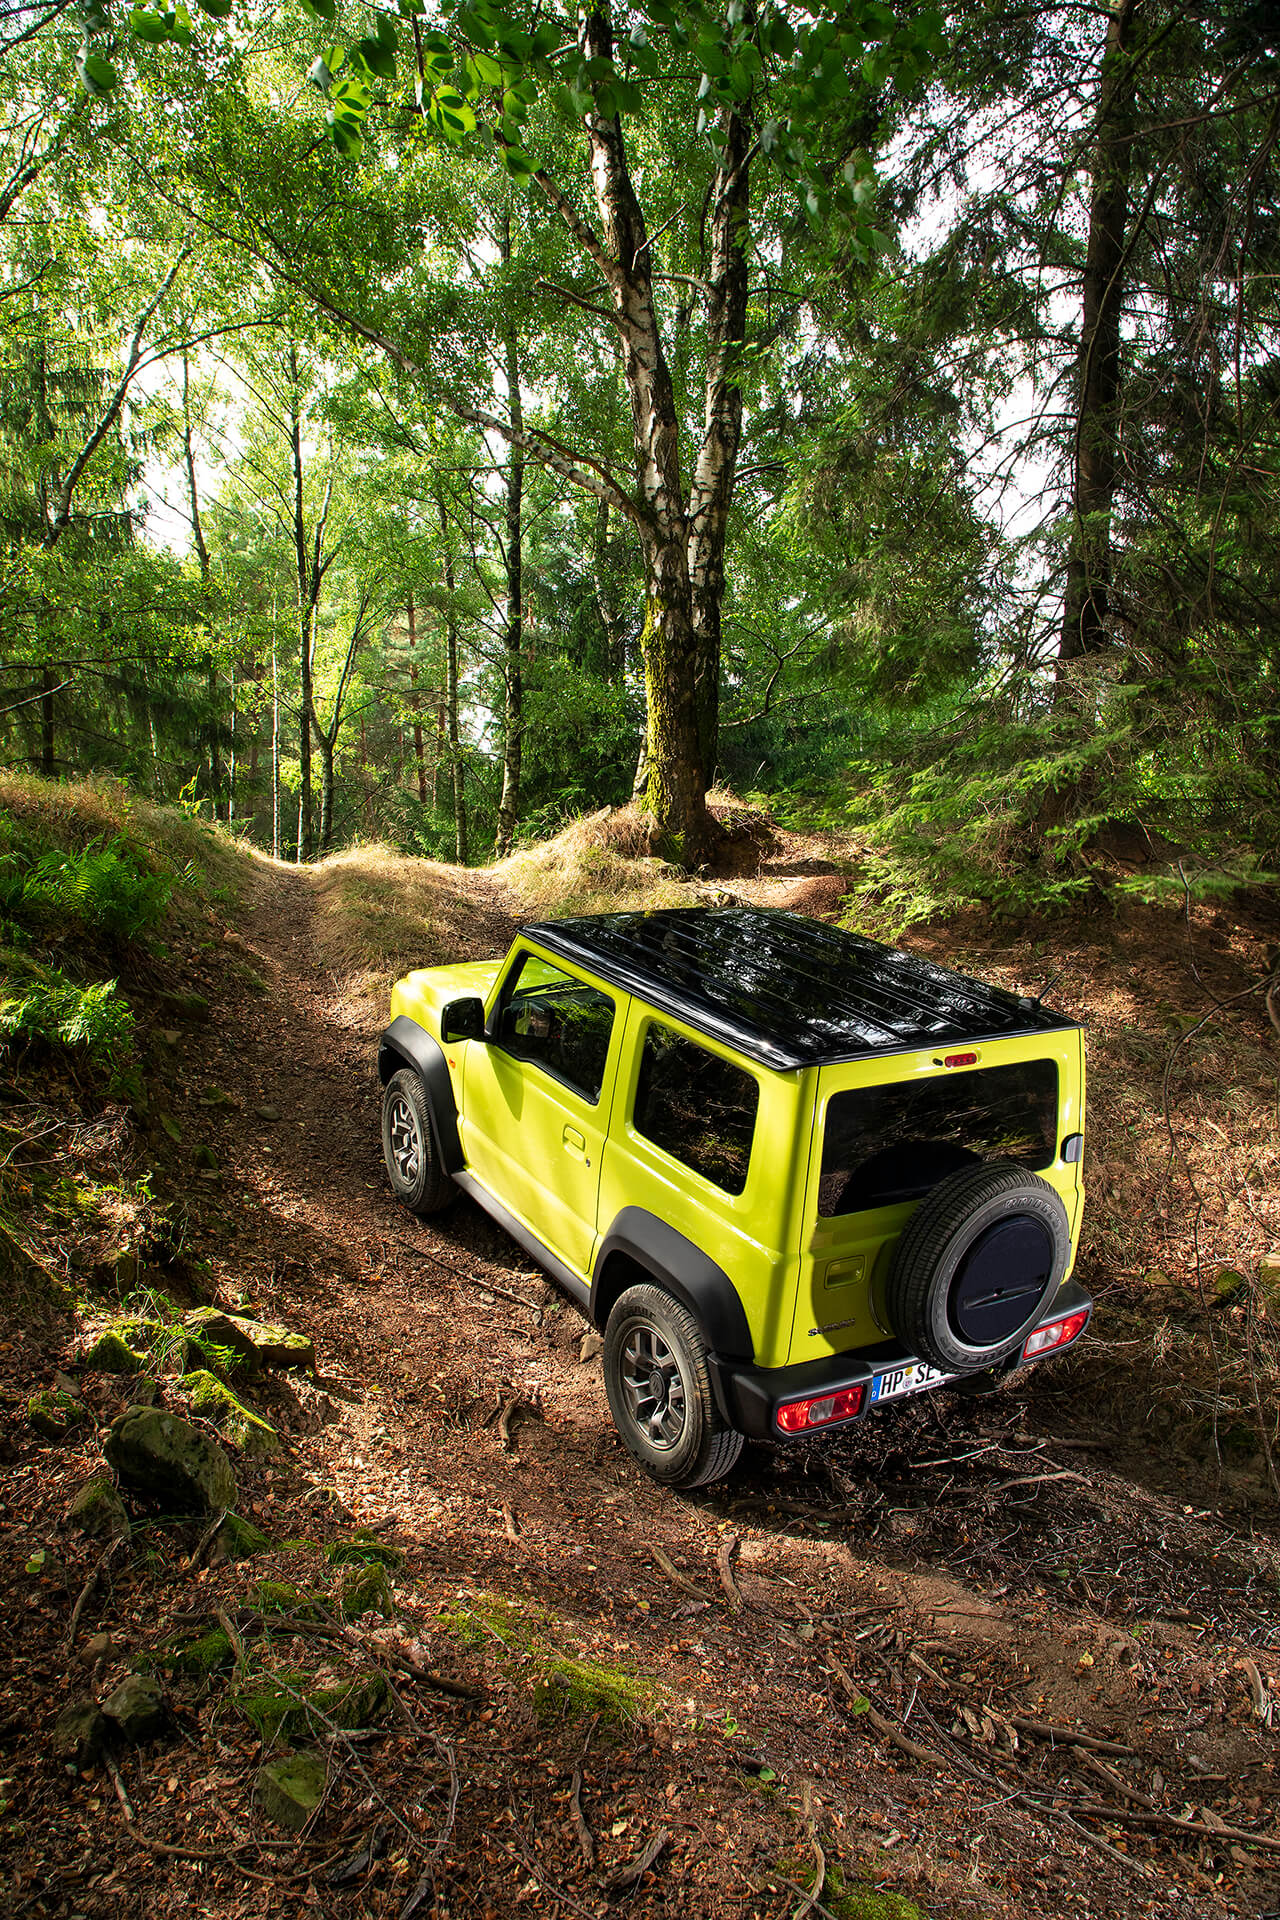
3, 816, 1279, 1920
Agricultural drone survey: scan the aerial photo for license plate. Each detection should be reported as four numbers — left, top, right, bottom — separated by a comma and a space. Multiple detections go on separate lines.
871, 1360, 954, 1404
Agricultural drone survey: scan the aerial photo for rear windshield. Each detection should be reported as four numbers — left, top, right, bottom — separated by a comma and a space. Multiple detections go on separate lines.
818, 1060, 1059, 1217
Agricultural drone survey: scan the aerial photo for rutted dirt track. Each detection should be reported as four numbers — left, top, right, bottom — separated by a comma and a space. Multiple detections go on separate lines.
8, 860, 1280, 1920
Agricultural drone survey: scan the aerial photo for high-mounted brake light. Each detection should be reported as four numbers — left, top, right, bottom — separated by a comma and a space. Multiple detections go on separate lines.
1023, 1309, 1089, 1360
776, 1384, 865, 1434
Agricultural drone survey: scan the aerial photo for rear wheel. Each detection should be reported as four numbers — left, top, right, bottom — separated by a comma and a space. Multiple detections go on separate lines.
603, 1284, 744, 1489
381, 1068, 453, 1216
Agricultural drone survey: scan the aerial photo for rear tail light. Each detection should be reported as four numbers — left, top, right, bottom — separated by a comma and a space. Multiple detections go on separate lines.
1023, 1309, 1089, 1359
776, 1384, 866, 1434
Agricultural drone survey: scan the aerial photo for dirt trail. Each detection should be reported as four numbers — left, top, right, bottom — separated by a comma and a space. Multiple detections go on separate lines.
136, 863, 1280, 1917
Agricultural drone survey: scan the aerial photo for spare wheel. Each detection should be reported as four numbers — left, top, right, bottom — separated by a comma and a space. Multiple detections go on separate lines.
884, 1160, 1070, 1374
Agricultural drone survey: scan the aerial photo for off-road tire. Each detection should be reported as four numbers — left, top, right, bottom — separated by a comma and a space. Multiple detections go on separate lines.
885, 1160, 1070, 1374
381, 1068, 453, 1216
603, 1283, 744, 1490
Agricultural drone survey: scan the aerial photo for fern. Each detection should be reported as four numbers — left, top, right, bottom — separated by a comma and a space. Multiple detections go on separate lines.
0, 973, 135, 1070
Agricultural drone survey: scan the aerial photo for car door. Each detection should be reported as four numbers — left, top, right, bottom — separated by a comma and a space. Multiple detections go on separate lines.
459, 947, 623, 1277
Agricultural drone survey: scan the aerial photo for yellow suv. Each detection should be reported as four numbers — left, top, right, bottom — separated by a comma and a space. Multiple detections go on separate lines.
378, 908, 1091, 1489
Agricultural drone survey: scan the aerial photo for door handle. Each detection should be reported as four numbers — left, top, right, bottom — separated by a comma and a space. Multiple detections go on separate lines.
563, 1125, 586, 1157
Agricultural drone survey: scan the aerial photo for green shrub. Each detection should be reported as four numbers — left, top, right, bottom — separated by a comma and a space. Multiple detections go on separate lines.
15, 837, 172, 943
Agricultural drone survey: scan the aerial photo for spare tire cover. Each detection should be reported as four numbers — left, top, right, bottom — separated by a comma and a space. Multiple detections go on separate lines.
884, 1160, 1070, 1373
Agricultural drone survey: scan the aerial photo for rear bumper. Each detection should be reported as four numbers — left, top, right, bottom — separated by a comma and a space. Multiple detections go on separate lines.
708, 1280, 1093, 1441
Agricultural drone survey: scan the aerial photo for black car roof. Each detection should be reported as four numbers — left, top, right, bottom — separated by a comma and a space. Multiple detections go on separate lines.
524, 907, 1077, 1072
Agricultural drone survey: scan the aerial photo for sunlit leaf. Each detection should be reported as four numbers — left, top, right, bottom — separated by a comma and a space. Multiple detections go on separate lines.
299, 0, 336, 20
129, 8, 170, 42
76, 46, 119, 92
193, 0, 231, 16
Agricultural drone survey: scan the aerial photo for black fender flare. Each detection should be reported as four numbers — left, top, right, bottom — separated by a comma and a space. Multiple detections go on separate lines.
590, 1208, 754, 1362
377, 1016, 463, 1175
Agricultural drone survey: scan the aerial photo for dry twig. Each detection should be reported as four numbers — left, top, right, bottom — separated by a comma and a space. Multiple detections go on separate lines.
1009, 1715, 1134, 1756
66, 1535, 126, 1644
648, 1543, 706, 1601
715, 1532, 743, 1609
826, 1647, 946, 1768
603, 1827, 669, 1898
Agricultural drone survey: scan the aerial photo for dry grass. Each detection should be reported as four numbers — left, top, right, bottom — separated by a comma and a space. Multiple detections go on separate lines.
496, 804, 704, 918
309, 842, 515, 1024
0, 771, 259, 905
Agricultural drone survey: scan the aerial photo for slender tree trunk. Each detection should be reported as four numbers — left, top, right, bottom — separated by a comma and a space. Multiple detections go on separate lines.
183, 352, 221, 815
407, 590, 428, 805
576, 0, 717, 864
39, 662, 55, 775
687, 87, 752, 788
318, 736, 335, 854
438, 509, 467, 866
495, 245, 525, 858
1059, 0, 1139, 674
227, 654, 236, 829
593, 497, 626, 677
271, 616, 281, 861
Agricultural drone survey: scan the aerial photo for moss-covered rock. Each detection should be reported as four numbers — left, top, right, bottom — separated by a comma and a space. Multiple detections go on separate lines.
210, 1511, 270, 1564
104, 1404, 236, 1512
236, 1670, 389, 1744
325, 1532, 404, 1570
191, 1309, 315, 1373
192, 1143, 220, 1172
66, 1476, 128, 1541
183, 1308, 262, 1376
254, 1579, 323, 1618
83, 1328, 145, 1374
340, 1561, 395, 1621
28, 1388, 89, 1442
183, 1370, 279, 1456
256, 1749, 326, 1831
165, 1626, 235, 1679
101, 1675, 166, 1741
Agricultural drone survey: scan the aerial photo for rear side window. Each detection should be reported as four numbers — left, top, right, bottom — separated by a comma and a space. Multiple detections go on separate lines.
818, 1060, 1059, 1217
495, 953, 616, 1103
633, 1023, 759, 1195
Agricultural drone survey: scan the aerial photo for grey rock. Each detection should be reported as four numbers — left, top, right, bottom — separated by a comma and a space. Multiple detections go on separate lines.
578, 1331, 604, 1364
101, 1675, 166, 1742
52, 1702, 107, 1768
104, 1405, 235, 1513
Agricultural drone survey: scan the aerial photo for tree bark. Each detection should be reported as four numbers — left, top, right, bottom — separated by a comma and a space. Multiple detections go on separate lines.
495, 230, 525, 860
1059, 0, 1139, 675
407, 590, 428, 805
287, 346, 334, 863
577, 0, 714, 865
437, 496, 468, 866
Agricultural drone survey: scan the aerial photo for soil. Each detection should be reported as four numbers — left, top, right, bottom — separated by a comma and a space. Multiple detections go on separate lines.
3, 856, 1279, 1920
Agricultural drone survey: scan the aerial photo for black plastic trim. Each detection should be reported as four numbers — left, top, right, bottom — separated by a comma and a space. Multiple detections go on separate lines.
590, 1208, 754, 1362
377, 1017, 463, 1174
711, 1278, 1093, 1441
452, 1171, 590, 1309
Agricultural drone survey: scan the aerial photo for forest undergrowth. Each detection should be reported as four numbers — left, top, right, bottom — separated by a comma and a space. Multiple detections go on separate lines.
2, 777, 1280, 1920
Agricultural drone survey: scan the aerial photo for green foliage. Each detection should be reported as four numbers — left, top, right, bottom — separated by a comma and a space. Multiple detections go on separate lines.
1, 836, 172, 943
0, 969, 135, 1069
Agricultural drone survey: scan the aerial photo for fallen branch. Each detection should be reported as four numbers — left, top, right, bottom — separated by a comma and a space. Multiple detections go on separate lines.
715, 1532, 743, 1610
792, 1783, 826, 1920
1076, 1748, 1160, 1811
570, 1769, 595, 1868
67, 1535, 126, 1644
999, 1469, 1090, 1490
648, 1544, 706, 1602
1072, 1798, 1280, 1855
603, 1827, 669, 1898
1009, 1715, 1134, 1756
1061, 1810, 1151, 1878
103, 1751, 135, 1823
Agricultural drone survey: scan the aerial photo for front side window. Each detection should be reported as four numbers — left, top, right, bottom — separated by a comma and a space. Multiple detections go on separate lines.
818, 1060, 1060, 1217
633, 1022, 759, 1195
495, 953, 616, 1103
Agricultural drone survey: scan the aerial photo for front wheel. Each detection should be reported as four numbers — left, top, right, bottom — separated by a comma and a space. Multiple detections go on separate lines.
603, 1284, 744, 1490
381, 1068, 453, 1216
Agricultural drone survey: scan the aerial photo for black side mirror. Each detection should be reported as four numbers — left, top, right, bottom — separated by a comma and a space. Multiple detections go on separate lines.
441, 996, 485, 1043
